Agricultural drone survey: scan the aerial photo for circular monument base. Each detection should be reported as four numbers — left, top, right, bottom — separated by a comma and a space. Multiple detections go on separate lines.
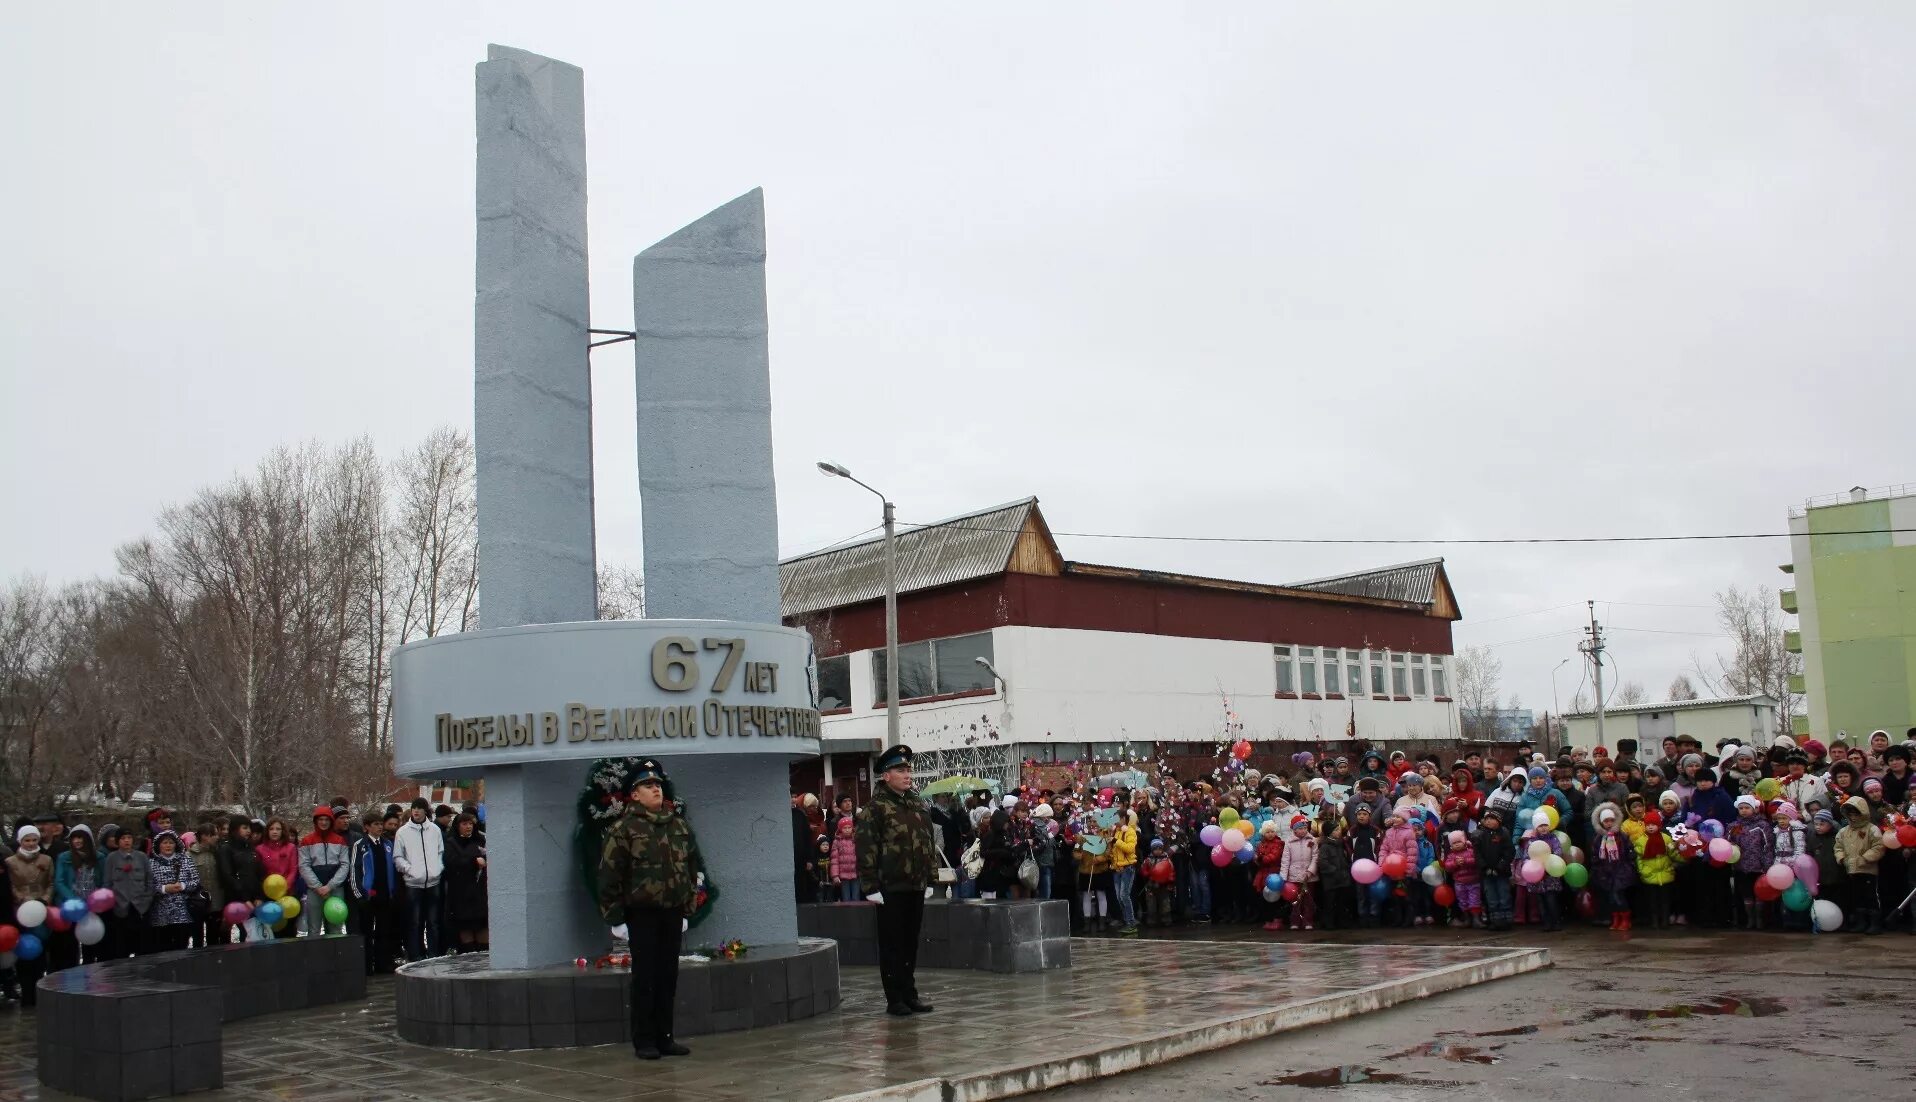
394, 937, 840, 1050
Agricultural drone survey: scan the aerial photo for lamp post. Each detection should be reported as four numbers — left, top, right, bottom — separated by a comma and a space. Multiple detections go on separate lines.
818, 462, 898, 745
1550, 657, 1571, 755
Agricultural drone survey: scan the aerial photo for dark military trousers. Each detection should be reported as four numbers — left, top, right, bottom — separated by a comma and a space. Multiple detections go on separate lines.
874, 891, 924, 1005
628, 906, 682, 1048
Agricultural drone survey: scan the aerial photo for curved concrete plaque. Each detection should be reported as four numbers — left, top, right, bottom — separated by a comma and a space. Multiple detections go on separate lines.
392, 619, 820, 775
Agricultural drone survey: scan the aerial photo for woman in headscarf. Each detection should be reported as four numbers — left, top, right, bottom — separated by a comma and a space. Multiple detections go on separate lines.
442, 812, 489, 953
145, 829, 202, 953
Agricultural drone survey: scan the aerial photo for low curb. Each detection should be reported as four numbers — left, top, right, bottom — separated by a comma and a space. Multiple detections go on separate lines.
829, 945, 1550, 1102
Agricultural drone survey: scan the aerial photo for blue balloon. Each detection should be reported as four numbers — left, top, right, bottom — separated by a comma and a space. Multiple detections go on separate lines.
1700, 820, 1724, 839
1264, 873, 1283, 892
256, 901, 284, 927
1234, 844, 1255, 864
59, 899, 88, 924
15, 933, 42, 961
1367, 879, 1391, 900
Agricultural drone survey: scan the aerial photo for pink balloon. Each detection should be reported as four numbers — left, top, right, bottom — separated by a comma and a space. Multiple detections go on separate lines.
222, 902, 252, 925
86, 888, 115, 914
1520, 859, 1546, 884
180, 831, 197, 847
1350, 858, 1381, 885
1210, 844, 1232, 868
1763, 864, 1795, 891
1707, 838, 1733, 862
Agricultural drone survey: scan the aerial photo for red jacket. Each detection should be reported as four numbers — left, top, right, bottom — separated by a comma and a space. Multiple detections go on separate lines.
1253, 838, 1285, 876
1447, 781, 1485, 822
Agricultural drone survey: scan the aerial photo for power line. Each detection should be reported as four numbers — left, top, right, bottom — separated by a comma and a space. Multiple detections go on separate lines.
896, 519, 1916, 546
1610, 626, 1733, 639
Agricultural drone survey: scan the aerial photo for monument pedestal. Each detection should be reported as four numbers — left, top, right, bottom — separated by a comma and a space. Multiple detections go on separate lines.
392, 939, 839, 1050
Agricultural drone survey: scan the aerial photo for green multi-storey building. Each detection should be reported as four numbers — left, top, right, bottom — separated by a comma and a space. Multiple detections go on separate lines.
1783, 484, 1916, 741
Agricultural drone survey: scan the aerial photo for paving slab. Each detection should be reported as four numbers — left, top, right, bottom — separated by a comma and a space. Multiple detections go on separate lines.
0, 939, 1542, 1101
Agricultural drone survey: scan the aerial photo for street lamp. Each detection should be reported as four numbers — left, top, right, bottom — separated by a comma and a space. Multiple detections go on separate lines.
817, 461, 898, 745
974, 656, 1006, 693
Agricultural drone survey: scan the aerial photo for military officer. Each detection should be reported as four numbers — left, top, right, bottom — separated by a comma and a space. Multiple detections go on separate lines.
855, 744, 938, 1016
599, 759, 704, 1059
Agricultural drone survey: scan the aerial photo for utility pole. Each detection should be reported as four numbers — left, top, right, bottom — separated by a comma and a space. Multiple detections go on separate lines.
1579, 600, 1606, 752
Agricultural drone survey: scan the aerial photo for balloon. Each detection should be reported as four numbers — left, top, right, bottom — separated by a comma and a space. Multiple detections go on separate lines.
1700, 820, 1724, 839
1351, 859, 1381, 885
1421, 863, 1446, 887
1753, 878, 1782, 902
74, 914, 105, 946
1520, 860, 1546, 884
180, 831, 196, 847
0, 926, 17, 952
46, 911, 71, 934
1221, 829, 1247, 853
1232, 740, 1253, 761
1535, 805, 1559, 831
1555, 831, 1571, 852
1366, 878, 1390, 900
256, 901, 284, 927
1282, 882, 1300, 902
1728, 845, 1741, 864
1235, 844, 1255, 864
323, 896, 349, 926
1708, 838, 1733, 863
1265, 874, 1283, 893
1432, 884, 1456, 908
1568, 847, 1585, 866
15, 934, 42, 961
59, 898, 88, 924
15, 901, 45, 929
1527, 840, 1549, 861
1765, 864, 1795, 891
263, 874, 289, 900
1199, 825, 1223, 848
1262, 888, 1281, 902
1883, 829, 1904, 851
1218, 808, 1240, 829
223, 902, 253, 926
1381, 854, 1408, 880
1563, 863, 1589, 889
1754, 778, 1780, 801
1899, 824, 1916, 849
87, 888, 116, 914
1211, 845, 1232, 868
1782, 882, 1812, 912
1811, 899, 1842, 931
1543, 855, 1567, 878
1574, 890, 1597, 918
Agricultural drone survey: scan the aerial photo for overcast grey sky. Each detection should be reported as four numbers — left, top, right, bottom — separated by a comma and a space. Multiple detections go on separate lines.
4, 3, 1913, 716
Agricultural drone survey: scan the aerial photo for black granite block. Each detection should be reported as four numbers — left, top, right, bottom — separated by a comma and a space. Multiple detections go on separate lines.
488, 1023, 531, 1050
405, 1019, 451, 1047
172, 985, 221, 1044
1007, 904, 1041, 940
576, 1019, 627, 1047
170, 1041, 221, 1094
675, 966, 711, 1020
118, 1047, 172, 1102
753, 960, 787, 1004
75, 1050, 118, 1102
306, 970, 340, 1007
447, 1022, 486, 1050
708, 964, 750, 1012
749, 997, 788, 1029
812, 943, 839, 990
86, 996, 125, 1051
920, 902, 950, 939
450, 979, 487, 1024
487, 978, 530, 1024
824, 986, 841, 1012
949, 903, 986, 941
576, 977, 625, 1023
786, 994, 815, 1021
119, 993, 175, 1052
527, 977, 572, 1023
704, 1007, 751, 1035
529, 1019, 576, 1048
38, 1042, 74, 1094
416, 978, 452, 1023
1006, 942, 1043, 973
1039, 902, 1068, 938
339, 966, 367, 1001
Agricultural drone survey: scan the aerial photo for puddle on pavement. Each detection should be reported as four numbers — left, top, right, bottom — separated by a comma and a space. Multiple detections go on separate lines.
1262, 1067, 1466, 1089
1460, 994, 1788, 1038
1393, 1041, 1502, 1064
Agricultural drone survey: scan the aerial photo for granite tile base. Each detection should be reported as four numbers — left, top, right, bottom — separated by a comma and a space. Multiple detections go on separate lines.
392, 937, 839, 1050
798, 900, 1072, 973
35, 935, 366, 1102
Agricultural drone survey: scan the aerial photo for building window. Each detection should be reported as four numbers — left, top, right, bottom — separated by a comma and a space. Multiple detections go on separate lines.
1371, 654, 1387, 695
1412, 656, 1428, 698
1347, 650, 1364, 696
1275, 646, 1295, 693
816, 654, 851, 710
1090, 741, 1128, 761
1028, 742, 1088, 763
873, 632, 994, 704
1323, 652, 1340, 695
1391, 653, 1408, 697
1432, 656, 1448, 697
1299, 647, 1318, 693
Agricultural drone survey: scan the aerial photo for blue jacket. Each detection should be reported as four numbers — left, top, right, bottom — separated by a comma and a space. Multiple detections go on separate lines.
349, 835, 397, 901
53, 851, 101, 904
1686, 784, 1736, 828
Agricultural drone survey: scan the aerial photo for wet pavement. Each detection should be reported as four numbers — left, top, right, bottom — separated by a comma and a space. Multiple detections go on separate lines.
0, 938, 1532, 1101
1049, 924, 1916, 1100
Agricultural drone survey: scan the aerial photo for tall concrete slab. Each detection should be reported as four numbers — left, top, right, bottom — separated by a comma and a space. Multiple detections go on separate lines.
474, 44, 600, 969
634, 190, 800, 946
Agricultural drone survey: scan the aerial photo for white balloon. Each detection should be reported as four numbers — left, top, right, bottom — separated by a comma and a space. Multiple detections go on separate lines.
75, 914, 106, 946
1420, 863, 1446, 887
1811, 899, 1842, 932
14, 901, 45, 928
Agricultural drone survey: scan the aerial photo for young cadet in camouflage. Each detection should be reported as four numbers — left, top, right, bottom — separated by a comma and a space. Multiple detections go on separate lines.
857, 744, 938, 1016
597, 759, 704, 1060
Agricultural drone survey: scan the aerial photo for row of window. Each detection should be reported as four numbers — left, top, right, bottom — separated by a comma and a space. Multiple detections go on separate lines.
1273, 646, 1448, 699
813, 632, 996, 710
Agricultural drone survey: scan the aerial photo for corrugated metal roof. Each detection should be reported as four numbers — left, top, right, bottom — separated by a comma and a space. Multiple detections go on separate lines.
1287, 558, 1443, 606
1563, 694, 1775, 719
780, 498, 1037, 617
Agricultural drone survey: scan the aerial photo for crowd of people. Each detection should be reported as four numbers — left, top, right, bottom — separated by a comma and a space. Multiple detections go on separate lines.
802, 728, 1916, 940
0, 795, 491, 1009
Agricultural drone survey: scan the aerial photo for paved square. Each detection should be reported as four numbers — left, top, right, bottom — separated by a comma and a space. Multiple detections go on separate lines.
0, 940, 1542, 1101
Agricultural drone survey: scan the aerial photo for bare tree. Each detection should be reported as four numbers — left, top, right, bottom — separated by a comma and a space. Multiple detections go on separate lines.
1612, 680, 1649, 707
1692, 585, 1801, 736
597, 564, 646, 620
1667, 674, 1699, 701
1569, 689, 1593, 713
1454, 646, 1502, 739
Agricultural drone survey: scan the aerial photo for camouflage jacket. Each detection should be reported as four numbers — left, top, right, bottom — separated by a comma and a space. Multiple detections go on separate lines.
856, 784, 937, 894
598, 806, 703, 924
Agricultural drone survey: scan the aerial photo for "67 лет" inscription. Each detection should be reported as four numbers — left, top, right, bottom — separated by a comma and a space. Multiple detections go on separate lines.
650, 636, 780, 694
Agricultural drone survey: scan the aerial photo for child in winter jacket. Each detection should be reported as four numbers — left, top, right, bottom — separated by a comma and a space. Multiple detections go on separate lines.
1472, 808, 1515, 930
1771, 803, 1810, 931
1835, 797, 1886, 934
1520, 809, 1566, 932
1633, 810, 1677, 929
1442, 831, 1482, 927
1729, 795, 1776, 929
1278, 817, 1318, 930
829, 817, 859, 900
1254, 821, 1286, 930
1809, 809, 1844, 919
1590, 803, 1638, 931
1379, 812, 1420, 928
1315, 806, 1353, 930
1348, 806, 1383, 928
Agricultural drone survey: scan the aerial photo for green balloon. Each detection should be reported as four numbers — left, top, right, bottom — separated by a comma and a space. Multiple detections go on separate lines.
322, 896, 349, 927
1562, 862, 1589, 889
1782, 882, 1811, 912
